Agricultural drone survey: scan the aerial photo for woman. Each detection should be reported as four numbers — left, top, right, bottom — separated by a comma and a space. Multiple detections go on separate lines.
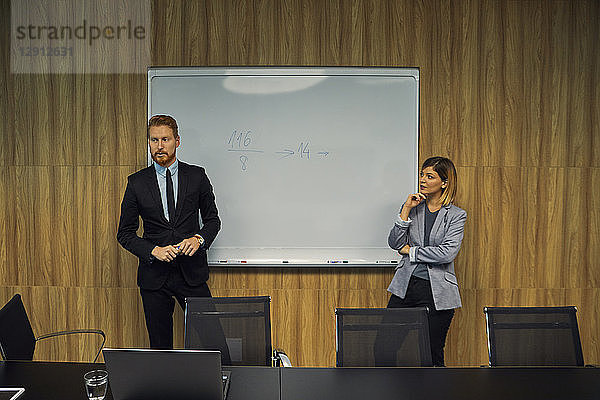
387, 156, 467, 366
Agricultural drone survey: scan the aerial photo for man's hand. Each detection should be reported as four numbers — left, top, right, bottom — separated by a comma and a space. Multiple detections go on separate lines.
399, 244, 410, 255
175, 237, 201, 256
151, 245, 180, 262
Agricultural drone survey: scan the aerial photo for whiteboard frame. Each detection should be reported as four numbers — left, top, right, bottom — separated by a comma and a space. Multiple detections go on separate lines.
147, 66, 419, 267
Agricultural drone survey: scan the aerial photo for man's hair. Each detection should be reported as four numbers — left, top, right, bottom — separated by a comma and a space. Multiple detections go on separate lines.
147, 115, 179, 138
421, 156, 457, 206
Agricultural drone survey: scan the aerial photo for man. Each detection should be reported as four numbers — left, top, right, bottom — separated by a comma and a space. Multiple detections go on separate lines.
117, 115, 221, 349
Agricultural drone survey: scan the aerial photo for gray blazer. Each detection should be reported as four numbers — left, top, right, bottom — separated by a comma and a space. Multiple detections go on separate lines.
387, 202, 467, 310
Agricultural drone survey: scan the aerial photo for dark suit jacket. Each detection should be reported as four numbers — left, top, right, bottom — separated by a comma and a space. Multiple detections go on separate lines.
117, 161, 221, 290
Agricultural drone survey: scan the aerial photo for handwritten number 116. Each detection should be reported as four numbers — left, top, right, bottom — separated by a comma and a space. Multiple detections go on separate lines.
228, 130, 252, 148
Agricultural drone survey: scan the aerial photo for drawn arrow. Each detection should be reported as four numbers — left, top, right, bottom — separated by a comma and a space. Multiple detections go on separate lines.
276, 149, 295, 158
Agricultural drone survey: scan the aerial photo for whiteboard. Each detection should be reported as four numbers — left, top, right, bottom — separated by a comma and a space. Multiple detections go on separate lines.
148, 67, 419, 266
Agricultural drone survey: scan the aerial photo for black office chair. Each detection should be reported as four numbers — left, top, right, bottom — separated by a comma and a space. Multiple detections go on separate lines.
484, 306, 584, 367
335, 307, 432, 367
0, 294, 106, 362
184, 296, 291, 366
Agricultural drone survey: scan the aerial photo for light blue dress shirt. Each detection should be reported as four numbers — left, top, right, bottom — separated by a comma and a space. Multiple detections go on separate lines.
153, 159, 179, 221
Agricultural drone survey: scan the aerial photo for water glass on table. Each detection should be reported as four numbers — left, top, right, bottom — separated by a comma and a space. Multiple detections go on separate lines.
84, 370, 108, 400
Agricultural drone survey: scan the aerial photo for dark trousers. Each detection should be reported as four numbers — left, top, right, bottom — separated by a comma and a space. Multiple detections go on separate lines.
140, 266, 212, 349
387, 276, 455, 367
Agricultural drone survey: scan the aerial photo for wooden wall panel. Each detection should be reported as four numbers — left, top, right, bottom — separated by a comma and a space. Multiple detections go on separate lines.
13, 77, 34, 165
594, 0, 600, 169
501, 1, 524, 167
116, 76, 147, 166
75, 167, 98, 286
522, 1, 544, 167
450, 1, 479, 166
319, 0, 341, 65
0, 0, 598, 367
0, 169, 8, 284
429, 0, 452, 157
51, 167, 77, 286
206, 0, 229, 65
73, 76, 94, 166
548, 1, 570, 167
569, 1, 594, 168
590, 169, 600, 288
53, 76, 76, 166
0, 4, 8, 167
479, 1, 502, 167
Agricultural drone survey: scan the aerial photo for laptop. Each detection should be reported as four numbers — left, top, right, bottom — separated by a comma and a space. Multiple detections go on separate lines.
103, 348, 231, 400
0, 388, 25, 400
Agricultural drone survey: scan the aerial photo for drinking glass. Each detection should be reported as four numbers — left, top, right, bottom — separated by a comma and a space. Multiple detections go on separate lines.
84, 369, 108, 400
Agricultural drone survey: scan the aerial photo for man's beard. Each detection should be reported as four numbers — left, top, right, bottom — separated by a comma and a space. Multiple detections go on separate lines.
152, 151, 175, 167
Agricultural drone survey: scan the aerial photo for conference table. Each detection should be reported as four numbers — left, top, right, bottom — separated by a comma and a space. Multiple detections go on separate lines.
0, 361, 278, 400
1, 361, 599, 400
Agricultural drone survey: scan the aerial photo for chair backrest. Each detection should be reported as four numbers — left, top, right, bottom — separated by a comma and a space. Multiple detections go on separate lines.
0, 294, 37, 360
184, 296, 272, 366
335, 307, 432, 367
484, 306, 584, 367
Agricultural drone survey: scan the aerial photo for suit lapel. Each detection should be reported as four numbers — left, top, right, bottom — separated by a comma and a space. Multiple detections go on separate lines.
430, 205, 449, 244
415, 202, 425, 243
145, 165, 169, 223
174, 162, 189, 224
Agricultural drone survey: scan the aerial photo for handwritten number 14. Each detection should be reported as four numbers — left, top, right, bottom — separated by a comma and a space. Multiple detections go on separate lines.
298, 142, 310, 159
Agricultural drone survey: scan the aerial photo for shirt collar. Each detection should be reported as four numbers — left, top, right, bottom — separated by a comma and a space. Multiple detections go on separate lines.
153, 159, 179, 177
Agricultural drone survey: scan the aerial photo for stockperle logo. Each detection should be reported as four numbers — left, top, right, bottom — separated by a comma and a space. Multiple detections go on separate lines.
11, 0, 150, 74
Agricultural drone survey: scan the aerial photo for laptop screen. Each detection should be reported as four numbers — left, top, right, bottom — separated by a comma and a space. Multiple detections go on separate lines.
103, 348, 225, 400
